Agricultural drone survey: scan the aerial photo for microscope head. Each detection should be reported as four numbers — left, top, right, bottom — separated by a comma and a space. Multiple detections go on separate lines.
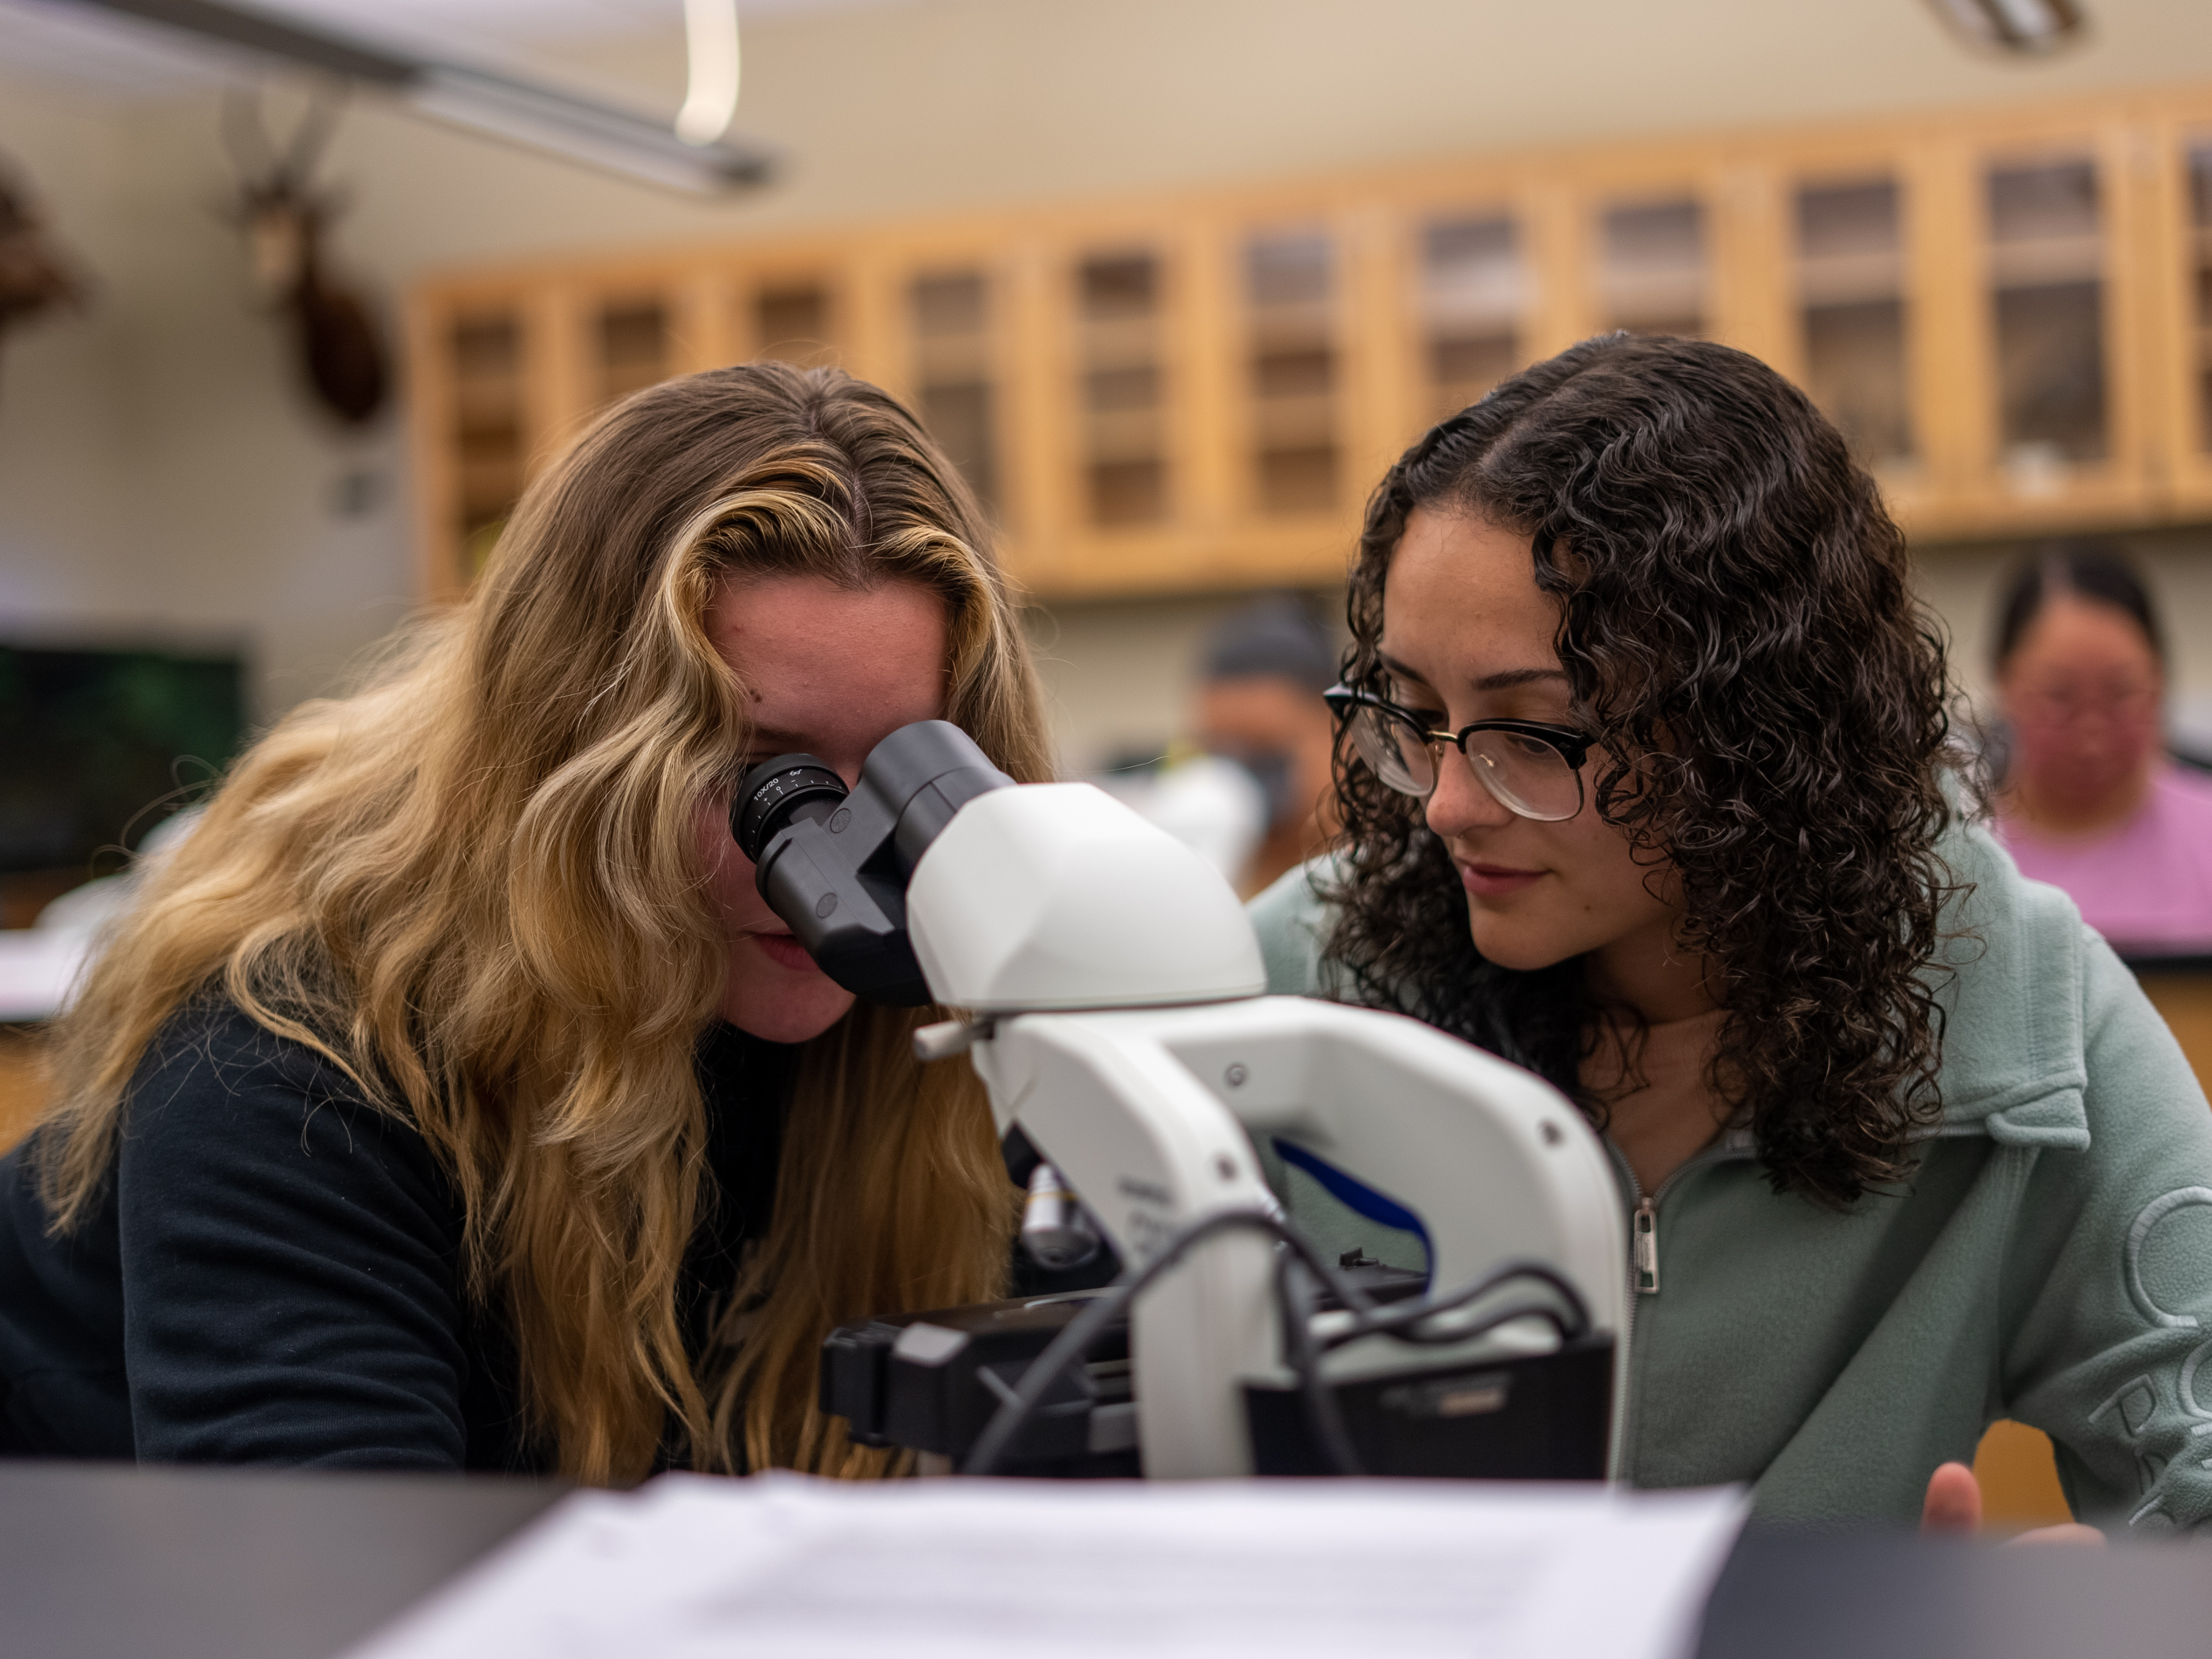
732, 719, 1015, 1005
732, 720, 1265, 1013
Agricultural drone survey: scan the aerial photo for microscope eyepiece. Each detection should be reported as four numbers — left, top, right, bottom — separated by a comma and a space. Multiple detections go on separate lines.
730, 755, 848, 864
726, 721, 1015, 1006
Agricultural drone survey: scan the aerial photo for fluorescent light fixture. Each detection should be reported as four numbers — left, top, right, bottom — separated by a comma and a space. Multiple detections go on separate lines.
53, 0, 774, 194
676, 0, 740, 149
1924, 0, 2088, 56
409, 63, 765, 193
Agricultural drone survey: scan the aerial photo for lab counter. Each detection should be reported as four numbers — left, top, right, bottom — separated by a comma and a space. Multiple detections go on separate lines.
0, 1461, 2200, 1659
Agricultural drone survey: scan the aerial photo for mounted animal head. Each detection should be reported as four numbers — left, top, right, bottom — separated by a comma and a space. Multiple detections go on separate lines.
221, 90, 389, 426
0, 156, 91, 374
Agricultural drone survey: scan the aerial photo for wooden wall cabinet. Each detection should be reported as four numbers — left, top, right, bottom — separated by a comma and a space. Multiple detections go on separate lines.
407, 81, 2212, 605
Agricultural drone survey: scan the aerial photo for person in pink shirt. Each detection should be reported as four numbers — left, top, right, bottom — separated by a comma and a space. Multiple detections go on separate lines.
1992, 541, 2212, 957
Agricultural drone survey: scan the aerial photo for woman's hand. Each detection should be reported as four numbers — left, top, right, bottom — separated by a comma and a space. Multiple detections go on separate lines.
1920, 1460, 2104, 1546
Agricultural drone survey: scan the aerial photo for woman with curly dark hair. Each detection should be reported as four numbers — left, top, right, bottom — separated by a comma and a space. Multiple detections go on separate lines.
1251, 333, 2212, 1535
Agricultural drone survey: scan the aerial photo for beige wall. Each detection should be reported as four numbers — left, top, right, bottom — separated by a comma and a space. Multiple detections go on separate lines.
6, 0, 2212, 755
0, 83, 135, 626
0, 78, 415, 718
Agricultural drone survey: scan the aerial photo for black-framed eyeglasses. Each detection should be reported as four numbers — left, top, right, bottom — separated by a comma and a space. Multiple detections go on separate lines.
1323, 684, 1592, 822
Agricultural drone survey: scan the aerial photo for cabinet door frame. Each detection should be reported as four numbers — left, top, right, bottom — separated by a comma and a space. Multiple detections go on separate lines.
1948, 108, 2155, 535
1724, 128, 1928, 523
2146, 88, 2212, 519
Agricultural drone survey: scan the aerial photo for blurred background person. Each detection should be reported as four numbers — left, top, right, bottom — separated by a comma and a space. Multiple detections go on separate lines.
1097, 595, 1341, 896
1991, 540, 2212, 955
1189, 595, 1343, 895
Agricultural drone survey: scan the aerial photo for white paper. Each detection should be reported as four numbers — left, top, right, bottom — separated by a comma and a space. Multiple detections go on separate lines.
351, 1473, 1746, 1659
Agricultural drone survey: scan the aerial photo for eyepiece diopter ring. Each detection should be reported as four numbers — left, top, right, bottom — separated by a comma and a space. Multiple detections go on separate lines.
730, 755, 848, 863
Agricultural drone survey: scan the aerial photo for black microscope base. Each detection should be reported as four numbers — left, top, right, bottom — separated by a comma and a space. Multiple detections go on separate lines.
820, 1289, 1612, 1480
1243, 1333, 1613, 1479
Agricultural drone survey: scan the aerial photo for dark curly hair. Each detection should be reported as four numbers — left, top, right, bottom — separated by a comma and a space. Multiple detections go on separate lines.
1326, 333, 1962, 1206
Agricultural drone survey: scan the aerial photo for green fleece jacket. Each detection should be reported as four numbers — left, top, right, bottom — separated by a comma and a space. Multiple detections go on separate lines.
1247, 817, 2212, 1532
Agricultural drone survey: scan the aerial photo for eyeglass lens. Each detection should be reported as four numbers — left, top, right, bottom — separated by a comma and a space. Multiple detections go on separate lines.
1345, 704, 1583, 822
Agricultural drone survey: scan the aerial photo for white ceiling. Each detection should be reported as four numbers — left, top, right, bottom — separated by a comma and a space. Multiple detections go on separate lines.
13, 0, 2212, 241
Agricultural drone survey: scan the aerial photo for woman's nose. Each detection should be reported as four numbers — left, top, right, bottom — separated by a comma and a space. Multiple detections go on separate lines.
1424, 746, 1515, 839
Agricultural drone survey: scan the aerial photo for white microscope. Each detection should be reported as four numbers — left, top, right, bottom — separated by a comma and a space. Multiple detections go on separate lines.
730, 721, 1627, 1482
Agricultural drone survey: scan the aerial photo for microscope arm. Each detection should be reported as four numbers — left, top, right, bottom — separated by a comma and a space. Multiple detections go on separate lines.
968, 996, 1627, 1480
968, 1015, 1282, 1479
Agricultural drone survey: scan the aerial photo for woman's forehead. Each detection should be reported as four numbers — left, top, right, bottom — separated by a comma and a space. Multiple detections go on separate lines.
708, 574, 949, 731
2011, 592, 2159, 667
1383, 507, 1562, 681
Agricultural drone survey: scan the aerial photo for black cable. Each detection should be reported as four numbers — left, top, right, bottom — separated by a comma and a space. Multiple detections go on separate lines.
962, 1209, 1308, 1477
960, 1209, 1593, 1478
1320, 1258, 1590, 1349
1274, 1249, 1364, 1476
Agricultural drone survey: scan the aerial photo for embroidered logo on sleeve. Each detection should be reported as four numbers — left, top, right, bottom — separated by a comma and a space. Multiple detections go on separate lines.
2088, 1187, 2212, 1528
2126, 1188, 2212, 1330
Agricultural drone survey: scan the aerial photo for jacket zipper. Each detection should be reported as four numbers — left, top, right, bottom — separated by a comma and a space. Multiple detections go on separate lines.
1620, 1139, 1749, 1298
1607, 1139, 1752, 1480
1633, 1197, 1659, 1293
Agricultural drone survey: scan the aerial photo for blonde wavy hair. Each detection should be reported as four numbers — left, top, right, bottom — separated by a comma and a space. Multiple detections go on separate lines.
34, 363, 1049, 1483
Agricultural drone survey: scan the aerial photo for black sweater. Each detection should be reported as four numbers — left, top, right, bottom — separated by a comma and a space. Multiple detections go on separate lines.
0, 1000, 795, 1472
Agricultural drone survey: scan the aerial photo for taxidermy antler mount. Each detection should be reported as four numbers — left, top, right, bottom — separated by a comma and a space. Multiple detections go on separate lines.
0, 155, 92, 388
223, 89, 389, 426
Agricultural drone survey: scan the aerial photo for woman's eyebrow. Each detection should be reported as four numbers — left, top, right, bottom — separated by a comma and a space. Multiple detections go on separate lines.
1470, 667, 1571, 692
1376, 653, 1566, 695
1375, 651, 1434, 688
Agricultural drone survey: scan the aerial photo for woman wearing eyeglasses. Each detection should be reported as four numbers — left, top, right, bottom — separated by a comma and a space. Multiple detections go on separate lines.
1989, 541, 2212, 955
1253, 333, 2212, 1535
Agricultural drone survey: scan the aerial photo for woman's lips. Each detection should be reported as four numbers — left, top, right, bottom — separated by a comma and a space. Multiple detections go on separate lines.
1456, 860, 1545, 899
751, 930, 818, 972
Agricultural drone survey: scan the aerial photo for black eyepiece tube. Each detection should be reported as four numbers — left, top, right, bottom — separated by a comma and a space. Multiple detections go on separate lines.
727, 721, 1014, 1005
730, 757, 848, 864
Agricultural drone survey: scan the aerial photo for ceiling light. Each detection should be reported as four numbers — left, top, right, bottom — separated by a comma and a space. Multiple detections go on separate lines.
408, 63, 764, 193
1924, 0, 2088, 56
675, 0, 740, 148
54, 0, 774, 194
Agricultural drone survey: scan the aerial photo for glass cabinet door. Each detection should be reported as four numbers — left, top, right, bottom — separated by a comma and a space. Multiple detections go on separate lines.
755, 282, 836, 363
909, 270, 998, 510
597, 298, 669, 403
1598, 198, 1707, 338
1077, 251, 1169, 527
1795, 179, 1913, 469
1986, 156, 2108, 483
1421, 214, 1525, 419
1245, 228, 1339, 514
450, 310, 525, 578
